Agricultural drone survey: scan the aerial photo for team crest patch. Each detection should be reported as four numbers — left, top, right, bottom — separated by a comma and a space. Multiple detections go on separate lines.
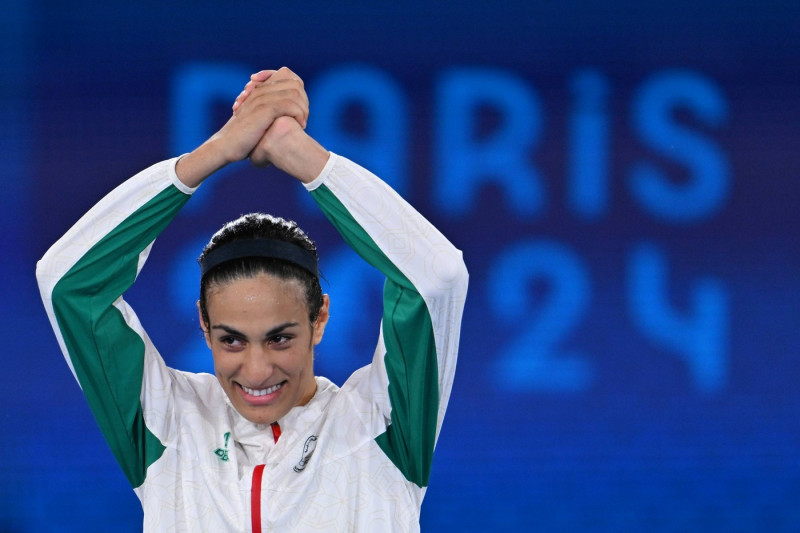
294, 436, 318, 472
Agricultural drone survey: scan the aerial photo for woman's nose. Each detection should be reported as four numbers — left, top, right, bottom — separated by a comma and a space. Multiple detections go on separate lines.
240, 345, 275, 383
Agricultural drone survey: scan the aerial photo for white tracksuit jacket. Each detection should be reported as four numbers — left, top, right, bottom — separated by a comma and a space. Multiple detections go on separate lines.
36, 153, 468, 532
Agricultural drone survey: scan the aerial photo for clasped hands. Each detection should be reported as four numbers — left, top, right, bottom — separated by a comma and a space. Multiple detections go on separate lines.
229, 67, 309, 169
176, 66, 327, 189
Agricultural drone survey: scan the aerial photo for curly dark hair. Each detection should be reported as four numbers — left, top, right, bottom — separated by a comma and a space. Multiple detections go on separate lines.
198, 213, 323, 327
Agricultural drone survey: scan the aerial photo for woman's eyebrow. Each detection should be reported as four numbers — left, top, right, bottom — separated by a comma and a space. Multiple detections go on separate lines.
210, 322, 300, 338
265, 322, 300, 337
211, 324, 245, 337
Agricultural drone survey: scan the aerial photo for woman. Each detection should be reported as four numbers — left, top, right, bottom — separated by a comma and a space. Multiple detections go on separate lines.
36, 67, 468, 532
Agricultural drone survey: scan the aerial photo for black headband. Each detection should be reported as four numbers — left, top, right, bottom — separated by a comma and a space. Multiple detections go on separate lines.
199, 239, 318, 279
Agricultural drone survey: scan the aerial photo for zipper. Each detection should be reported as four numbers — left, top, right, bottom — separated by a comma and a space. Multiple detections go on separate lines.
250, 422, 281, 533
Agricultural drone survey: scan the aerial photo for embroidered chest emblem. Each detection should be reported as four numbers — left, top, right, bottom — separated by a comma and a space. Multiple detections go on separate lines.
214, 431, 231, 462
293, 435, 318, 472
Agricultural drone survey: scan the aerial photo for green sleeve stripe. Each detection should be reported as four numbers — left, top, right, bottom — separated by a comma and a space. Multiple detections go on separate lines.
374, 282, 439, 487
310, 184, 439, 487
51, 185, 190, 487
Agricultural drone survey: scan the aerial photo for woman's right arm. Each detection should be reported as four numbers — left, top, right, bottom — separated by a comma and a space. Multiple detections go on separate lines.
36, 158, 195, 487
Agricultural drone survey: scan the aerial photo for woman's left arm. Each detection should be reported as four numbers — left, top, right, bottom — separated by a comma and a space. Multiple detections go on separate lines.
305, 152, 469, 488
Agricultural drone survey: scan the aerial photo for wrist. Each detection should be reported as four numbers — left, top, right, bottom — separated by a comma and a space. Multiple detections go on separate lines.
175, 136, 231, 188
279, 134, 330, 184
264, 119, 330, 183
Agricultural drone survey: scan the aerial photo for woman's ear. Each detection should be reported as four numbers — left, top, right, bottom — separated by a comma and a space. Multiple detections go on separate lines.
197, 301, 212, 349
312, 294, 330, 346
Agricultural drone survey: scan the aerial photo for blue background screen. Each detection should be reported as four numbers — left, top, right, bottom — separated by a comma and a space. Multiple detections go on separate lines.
2, 1, 798, 531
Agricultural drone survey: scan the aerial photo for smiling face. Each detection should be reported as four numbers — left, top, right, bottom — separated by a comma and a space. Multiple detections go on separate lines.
200, 273, 329, 425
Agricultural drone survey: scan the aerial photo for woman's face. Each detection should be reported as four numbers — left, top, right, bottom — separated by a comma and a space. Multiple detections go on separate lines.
200, 273, 329, 425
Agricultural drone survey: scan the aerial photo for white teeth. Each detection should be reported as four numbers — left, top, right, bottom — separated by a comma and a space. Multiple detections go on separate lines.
242, 383, 282, 396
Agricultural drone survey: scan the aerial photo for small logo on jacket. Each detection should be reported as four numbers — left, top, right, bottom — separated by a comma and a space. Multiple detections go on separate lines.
214, 432, 231, 462
293, 436, 318, 472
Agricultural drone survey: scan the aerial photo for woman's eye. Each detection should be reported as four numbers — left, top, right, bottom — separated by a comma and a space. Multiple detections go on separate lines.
219, 336, 243, 348
270, 335, 292, 346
